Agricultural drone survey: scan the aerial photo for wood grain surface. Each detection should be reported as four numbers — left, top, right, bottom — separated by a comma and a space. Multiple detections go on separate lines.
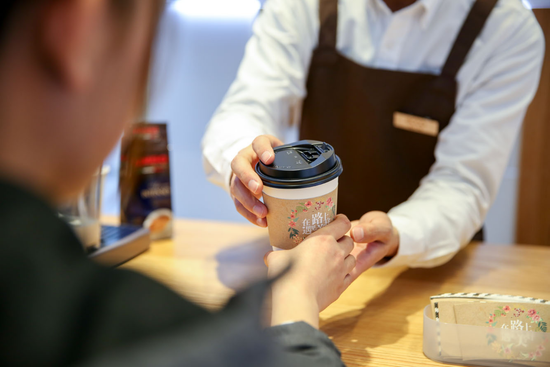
118, 218, 550, 366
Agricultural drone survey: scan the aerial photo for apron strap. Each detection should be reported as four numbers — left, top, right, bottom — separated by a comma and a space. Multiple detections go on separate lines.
441, 0, 498, 79
318, 0, 338, 50
316, 0, 497, 73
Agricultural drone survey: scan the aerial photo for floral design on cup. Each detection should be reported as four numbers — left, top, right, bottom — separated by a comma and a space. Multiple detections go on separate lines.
287, 197, 335, 244
325, 197, 335, 216
485, 305, 548, 361
514, 307, 526, 318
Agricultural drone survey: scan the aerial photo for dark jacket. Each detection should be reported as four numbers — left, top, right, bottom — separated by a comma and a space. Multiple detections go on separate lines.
0, 180, 344, 367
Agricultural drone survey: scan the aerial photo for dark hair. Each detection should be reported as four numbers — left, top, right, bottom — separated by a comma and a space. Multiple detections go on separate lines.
0, 1, 22, 44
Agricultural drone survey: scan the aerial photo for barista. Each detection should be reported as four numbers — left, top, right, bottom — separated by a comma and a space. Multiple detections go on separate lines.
203, 0, 544, 276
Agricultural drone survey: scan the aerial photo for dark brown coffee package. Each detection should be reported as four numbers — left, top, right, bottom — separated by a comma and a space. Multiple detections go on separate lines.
120, 123, 172, 240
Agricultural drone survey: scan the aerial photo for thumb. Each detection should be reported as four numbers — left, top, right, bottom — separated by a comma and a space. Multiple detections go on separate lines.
351, 222, 393, 243
252, 135, 283, 165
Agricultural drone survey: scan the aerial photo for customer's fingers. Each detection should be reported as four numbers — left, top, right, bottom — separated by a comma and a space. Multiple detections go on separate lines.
337, 235, 354, 256
263, 250, 273, 267
252, 135, 283, 165
231, 175, 267, 218
234, 197, 267, 227
343, 274, 353, 290
310, 214, 351, 241
343, 254, 356, 274
231, 149, 263, 198
348, 241, 388, 282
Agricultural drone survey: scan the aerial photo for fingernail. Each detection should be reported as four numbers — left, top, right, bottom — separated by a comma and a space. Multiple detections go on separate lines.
253, 204, 265, 217
352, 227, 364, 241
257, 217, 266, 227
261, 151, 272, 163
248, 180, 259, 193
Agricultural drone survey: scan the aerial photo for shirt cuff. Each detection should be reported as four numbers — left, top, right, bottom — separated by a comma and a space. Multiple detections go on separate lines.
222, 136, 258, 193
374, 214, 424, 268
204, 136, 257, 195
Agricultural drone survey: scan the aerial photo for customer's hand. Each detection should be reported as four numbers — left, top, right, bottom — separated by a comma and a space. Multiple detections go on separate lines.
265, 215, 356, 328
348, 211, 400, 282
230, 135, 283, 227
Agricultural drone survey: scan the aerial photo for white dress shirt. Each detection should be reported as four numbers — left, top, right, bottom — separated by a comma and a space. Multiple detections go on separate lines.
202, 0, 544, 268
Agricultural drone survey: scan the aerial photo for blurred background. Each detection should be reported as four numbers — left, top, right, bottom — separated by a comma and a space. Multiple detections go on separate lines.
102, 0, 550, 245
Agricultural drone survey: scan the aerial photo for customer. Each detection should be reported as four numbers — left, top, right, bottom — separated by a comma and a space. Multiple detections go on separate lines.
0, 1, 353, 366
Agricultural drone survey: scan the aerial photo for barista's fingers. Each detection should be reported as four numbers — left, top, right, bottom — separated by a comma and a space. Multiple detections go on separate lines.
252, 135, 283, 165
232, 175, 267, 218
359, 211, 391, 224
231, 151, 263, 198
234, 197, 267, 227
351, 217, 393, 243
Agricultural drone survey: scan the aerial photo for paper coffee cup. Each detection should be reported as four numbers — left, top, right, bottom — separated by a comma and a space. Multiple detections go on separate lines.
255, 140, 343, 250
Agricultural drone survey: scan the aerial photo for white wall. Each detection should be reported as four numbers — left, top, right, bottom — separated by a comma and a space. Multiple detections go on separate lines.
102, 0, 523, 244
102, 0, 261, 223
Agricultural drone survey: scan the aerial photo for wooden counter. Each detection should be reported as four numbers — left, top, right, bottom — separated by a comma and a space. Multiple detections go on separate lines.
120, 218, 550, 367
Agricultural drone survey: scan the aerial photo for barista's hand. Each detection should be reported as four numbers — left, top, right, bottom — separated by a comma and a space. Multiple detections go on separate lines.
348, 211, 399, 282
265, 215, 356, 328
230, 135, 283, 227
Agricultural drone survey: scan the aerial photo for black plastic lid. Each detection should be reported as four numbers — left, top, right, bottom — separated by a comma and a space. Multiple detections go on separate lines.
255, 140, 343, 188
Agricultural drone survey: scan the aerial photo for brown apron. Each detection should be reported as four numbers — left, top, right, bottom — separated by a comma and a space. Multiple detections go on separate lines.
299, 0, 497, 240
